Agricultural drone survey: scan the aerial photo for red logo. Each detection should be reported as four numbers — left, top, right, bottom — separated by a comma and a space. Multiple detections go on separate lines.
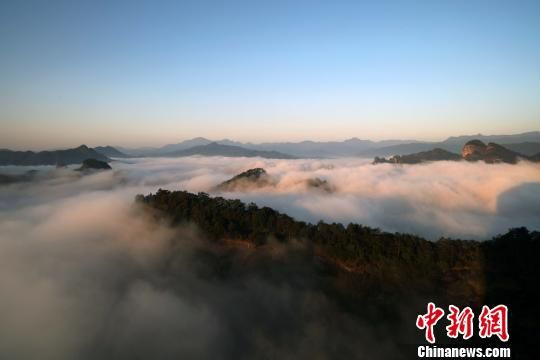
416, 303, 509, 343
446, 305, 474, 340
416, 302, 445, 343
479, 305, 509, 342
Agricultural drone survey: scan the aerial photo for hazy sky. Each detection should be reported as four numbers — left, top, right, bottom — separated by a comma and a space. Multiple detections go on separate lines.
1, 0, 539, 149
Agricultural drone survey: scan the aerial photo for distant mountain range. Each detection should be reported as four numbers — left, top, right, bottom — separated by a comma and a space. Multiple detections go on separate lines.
117, 137, 213, 156
0, 145, 111, 166
94, 146, 129, 158
116, 131, 540, 158
373, 139, 540, 165
2, 132, 539, 165
119, 137, 420, 157
115, 141, 295, 159
359, 132, 540, 157
0, 143, 294, 166
162, 142, 296, 159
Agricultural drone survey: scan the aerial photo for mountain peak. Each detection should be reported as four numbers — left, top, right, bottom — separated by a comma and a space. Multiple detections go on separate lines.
464, 139, 486, 147
78, 158, 112, 171
0, 145, 110, 166
462, 140, 524, 163
462, 139, 487, 158
214, 168, 273, 191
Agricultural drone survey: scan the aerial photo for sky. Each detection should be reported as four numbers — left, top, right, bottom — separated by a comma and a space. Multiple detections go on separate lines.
1, 0, 539, 150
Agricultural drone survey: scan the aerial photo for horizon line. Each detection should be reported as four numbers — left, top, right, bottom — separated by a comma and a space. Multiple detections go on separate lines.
3, 130, 540, 152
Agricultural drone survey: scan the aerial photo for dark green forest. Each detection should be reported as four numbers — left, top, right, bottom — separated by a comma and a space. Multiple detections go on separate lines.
137, 189, 540, 359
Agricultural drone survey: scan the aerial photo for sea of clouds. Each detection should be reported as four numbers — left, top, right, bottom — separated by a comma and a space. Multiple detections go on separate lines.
1, 157, 539, 359
2, 156, 540, 240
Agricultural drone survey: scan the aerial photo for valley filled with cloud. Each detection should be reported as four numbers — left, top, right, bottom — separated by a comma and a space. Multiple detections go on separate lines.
1, 157, 539, 359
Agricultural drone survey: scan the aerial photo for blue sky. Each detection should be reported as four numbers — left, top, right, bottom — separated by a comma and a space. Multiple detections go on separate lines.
1, 0, 539, 149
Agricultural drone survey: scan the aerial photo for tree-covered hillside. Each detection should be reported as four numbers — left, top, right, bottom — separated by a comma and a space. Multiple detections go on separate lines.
136, 189, 540, 358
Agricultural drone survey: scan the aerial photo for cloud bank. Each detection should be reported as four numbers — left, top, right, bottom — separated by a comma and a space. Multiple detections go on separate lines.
0, 172, 403, 359
3, 157, 539, 240
103, 157, 540, 239
1, 157, 539, 358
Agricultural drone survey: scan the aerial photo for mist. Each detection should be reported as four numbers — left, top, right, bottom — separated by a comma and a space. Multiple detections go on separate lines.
1, 156, 539, 359
0, 163, 403, 359
3, 157, 539, 240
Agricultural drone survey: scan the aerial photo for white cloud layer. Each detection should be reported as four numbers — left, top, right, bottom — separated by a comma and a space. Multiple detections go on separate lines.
2, 157, 539, 240
1, 156, 539, 359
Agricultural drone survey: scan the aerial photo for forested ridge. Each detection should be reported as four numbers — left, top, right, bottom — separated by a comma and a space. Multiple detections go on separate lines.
136, 189, 538, 284
136, 189, 540, 358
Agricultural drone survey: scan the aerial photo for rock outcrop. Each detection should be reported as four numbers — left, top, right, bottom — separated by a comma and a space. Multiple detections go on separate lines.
215, 168, 336, 193
461, 140, 486, 158
461, 140, 523, 164
77, 158, 112, 171
214, 168, 274, 192
304, 178, 335, 193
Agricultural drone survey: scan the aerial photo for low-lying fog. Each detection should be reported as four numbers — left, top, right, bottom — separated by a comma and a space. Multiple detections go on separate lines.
2, 156, 540, 240
1, 156, 539, 359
